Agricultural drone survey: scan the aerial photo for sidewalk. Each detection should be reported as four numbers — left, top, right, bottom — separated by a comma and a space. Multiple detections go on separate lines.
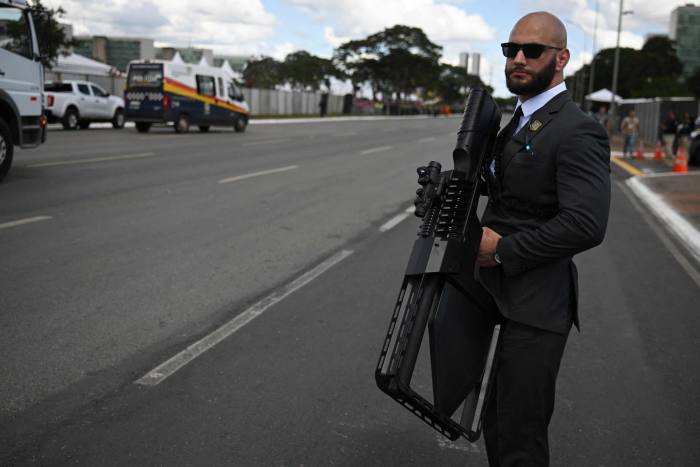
609, 134, 700, 263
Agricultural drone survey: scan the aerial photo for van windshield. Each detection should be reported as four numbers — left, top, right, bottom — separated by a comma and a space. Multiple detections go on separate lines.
128, 64, 163, 88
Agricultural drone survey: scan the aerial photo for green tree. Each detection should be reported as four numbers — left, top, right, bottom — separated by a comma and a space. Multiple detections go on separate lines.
437, 64, 491, 104
242, 57, 284, 89
335, 25, 442, 100
28, 0, 75, 68
281, 51, 343, 91
569, 35, 689, 99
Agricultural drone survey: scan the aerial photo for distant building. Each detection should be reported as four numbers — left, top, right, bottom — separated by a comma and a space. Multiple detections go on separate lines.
468, 53, 481, 77
156, 47, 214, 65
459, 52, 469, 69
670, 4, 700, 78
73, 36, 155, 72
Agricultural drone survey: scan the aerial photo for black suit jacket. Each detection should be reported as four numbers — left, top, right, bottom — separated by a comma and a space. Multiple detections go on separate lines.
478, 90, 611, 334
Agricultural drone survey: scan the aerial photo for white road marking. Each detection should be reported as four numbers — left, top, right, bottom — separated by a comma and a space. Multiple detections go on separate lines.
416, 136, 436, 143
218, 165, 299, 184
360, 145, 393, 155
242, 138, 290, 147
621, 180, 700, 287
379, 206, 416, 232
135, 249, 354, 386
27, 152, 155, 168
0, 216, 52, 231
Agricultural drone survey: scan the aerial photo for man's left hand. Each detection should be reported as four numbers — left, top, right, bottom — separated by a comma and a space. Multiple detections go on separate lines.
477, 227, 502, 268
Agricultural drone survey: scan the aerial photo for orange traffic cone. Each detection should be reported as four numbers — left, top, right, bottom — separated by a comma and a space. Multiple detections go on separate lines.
654, 142, 664, 160
672, 147, 689, 173
635, 141, 644, 160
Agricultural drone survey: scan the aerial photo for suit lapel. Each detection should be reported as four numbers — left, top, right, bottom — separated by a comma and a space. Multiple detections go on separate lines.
500, 91, 572, 174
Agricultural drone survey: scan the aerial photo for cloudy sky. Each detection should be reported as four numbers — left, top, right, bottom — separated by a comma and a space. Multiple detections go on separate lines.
45, 0, 693, 97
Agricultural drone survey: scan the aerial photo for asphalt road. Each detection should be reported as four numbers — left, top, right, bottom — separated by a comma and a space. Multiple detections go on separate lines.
1, 117, 699, 465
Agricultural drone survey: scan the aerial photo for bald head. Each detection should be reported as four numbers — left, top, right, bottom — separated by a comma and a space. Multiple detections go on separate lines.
511, 12, 567, 48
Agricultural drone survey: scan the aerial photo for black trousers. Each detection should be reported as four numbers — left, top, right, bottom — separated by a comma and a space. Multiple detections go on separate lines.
483, 319, 570, 467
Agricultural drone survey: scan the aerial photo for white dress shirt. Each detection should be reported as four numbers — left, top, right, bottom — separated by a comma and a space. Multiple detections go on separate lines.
512, 81, 568, 133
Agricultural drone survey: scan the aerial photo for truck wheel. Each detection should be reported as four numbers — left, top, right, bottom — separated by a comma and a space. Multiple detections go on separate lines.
234, 116, 248, 133
79, 121, 91, 130
112, 109, 125, 129
135, 122, 151, 133
0, 118, 13, 182
198, 125, 210, 132
62, 107, 79, 130
175, 114, 190, 133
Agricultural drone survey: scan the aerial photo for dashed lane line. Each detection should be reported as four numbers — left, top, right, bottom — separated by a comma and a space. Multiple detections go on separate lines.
241, 138, 291, 147
379, 206, 416, 232
416, 136, 436, 143
135, 249, 354, 386
27, 152, 156, 168
0, 216, 52, 230
218, 165, 299, 184
360, 145, 393, 155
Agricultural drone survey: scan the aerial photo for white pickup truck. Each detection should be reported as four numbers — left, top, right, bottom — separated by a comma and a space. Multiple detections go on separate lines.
45, 80, 125, 130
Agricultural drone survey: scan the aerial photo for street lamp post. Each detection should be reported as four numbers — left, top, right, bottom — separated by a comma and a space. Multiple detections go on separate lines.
610, 1, 634, 119
587, 0, 599, 111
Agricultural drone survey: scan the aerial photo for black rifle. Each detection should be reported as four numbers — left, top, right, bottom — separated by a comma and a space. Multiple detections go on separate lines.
375, 88, 502, 441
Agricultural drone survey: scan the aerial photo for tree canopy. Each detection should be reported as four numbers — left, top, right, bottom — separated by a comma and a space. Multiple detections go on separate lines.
28, 0, 75, 68
243, 24, 493, 105
566, 35, 692, 99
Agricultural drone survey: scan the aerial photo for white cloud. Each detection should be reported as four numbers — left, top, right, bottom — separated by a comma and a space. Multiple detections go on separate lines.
46, 0, 277, 55
288, 0, 496, 46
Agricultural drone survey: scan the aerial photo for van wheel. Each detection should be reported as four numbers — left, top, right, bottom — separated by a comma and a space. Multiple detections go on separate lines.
62, 107, 79, 130
175, 114, 190, 133
112, 109, 125, 129
135, 122, 151, 133
0, 117, 14, 182
79, 121, 91, 130
234, 116, 248, 133
198, 125, 210, 132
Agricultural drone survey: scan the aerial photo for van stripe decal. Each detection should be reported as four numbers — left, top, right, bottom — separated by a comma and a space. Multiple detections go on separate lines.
163, 77, 249, 115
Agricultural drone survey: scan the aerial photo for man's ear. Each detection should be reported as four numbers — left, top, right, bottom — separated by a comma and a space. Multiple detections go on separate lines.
556, 48, 570, 72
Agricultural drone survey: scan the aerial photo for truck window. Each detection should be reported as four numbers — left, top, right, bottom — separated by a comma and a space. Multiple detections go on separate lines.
0, 7, 31, 58
77, 84, 90, 95
90, 85, 108, 97
196, 75, 215, 97
127, 64, 163, 88
228, 81, 243, 100
217, 77, 224, 97
45, 83, 73, 93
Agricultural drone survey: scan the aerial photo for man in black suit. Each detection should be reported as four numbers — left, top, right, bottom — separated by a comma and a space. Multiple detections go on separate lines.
476, 11, 611, 466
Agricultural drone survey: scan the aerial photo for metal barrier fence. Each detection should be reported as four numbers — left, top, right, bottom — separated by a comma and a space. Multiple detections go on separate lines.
240, 88, 344, 116
45, 72, 347, 117
618, 97, 699, 144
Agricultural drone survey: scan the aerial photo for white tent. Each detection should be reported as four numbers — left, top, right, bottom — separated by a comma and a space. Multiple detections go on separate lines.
50, 53, 117, 77
171, 52, 185, 65
585, 88, 623, 103
198, 56, 210, 67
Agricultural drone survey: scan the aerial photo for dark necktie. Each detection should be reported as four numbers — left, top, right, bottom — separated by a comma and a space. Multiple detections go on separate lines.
493, 106, 523, 180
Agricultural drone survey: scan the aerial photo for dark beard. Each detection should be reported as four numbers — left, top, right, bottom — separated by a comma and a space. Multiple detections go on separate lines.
505, 55, 557, 96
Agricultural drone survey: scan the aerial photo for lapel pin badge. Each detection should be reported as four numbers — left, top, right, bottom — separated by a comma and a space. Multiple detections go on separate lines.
529, 119, 543, 132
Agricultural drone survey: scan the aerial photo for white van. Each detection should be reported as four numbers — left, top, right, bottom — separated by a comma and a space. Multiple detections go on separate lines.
124, 58, 249, 133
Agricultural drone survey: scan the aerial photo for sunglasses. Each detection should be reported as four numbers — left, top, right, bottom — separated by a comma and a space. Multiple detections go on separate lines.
501, 42, 563, 59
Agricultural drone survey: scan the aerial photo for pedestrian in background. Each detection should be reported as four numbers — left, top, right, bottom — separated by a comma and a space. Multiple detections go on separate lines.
677, 112, 694, 152
660, 111, 679, 158
620, 109, 640, 159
